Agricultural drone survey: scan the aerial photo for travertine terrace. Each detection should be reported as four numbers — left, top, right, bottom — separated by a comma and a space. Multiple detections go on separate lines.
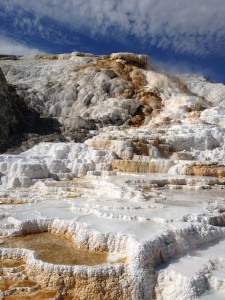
0, 52, 225, 299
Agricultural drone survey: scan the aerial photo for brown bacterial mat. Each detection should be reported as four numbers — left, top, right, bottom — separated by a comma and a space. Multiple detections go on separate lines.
1, 232, 109, 266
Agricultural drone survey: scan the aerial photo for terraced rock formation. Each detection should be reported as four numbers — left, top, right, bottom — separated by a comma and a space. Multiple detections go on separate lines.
0, 52, 225, 299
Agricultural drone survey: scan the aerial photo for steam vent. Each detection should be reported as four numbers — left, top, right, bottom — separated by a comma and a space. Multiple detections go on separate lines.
0, 52, 225, 299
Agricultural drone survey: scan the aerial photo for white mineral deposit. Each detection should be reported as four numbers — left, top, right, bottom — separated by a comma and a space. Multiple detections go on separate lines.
0, 52, 224, 299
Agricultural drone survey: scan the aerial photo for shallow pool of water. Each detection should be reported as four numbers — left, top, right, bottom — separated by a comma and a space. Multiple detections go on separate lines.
77, 214, 176, 242
0, 232, 114, 266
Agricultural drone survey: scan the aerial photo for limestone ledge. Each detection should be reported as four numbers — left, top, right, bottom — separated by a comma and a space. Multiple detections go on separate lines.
0, 52, 225, 299
0, 142, 116, 189
185, 163, 225, 178
0, 217, 224, 299
155, 250, 225, 300
112, 159, 174, 173
0, 248, 129, 300
2, 140, 224, 191
0, 219, 133, 299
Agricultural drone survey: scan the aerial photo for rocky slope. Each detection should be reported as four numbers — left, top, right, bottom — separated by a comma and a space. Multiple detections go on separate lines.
0, 53, 225, 299
0, 68, 23, 152
0, 70, 66, 153
1, 52, 224, 156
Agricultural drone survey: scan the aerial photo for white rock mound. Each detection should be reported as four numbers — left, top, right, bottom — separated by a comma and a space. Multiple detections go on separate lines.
0, 52, 225, 300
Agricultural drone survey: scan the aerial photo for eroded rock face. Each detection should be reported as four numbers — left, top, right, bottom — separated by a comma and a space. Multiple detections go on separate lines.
0, 54, 142, 134
0, 68, 23, 152
1, 52, 224, 157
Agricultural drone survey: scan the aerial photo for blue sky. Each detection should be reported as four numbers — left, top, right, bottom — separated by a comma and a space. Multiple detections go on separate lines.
0, 0, 225, 82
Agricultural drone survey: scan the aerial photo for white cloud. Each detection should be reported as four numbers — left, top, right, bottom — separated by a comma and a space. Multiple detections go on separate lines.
1, 0, 225, 56
0, 35, 42, 55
